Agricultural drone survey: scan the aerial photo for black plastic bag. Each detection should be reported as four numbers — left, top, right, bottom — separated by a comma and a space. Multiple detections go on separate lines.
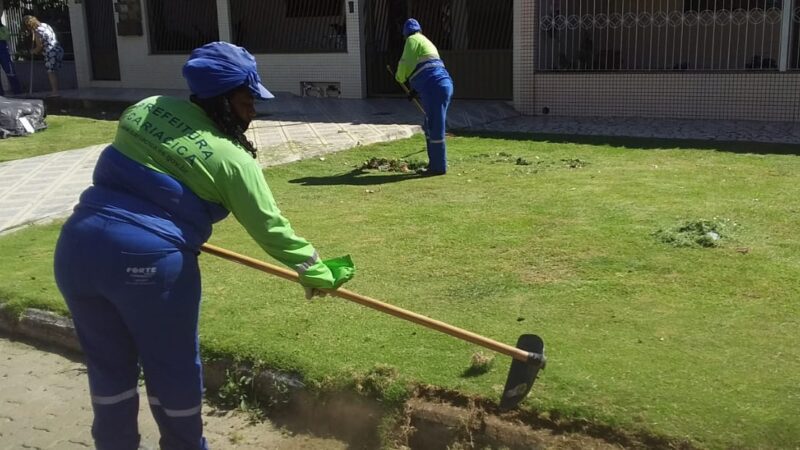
0, 96, 47, 138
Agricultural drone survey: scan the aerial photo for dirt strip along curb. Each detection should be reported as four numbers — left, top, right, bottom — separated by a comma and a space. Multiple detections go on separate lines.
0, 304, 633, 449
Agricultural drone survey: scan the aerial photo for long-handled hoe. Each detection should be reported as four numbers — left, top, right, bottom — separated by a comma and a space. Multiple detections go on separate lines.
200, 243, 546, 410
386, 64, 426, 116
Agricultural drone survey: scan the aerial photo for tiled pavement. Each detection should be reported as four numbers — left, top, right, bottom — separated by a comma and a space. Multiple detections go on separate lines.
470, 115, 800, 144
0, 145, 105, 235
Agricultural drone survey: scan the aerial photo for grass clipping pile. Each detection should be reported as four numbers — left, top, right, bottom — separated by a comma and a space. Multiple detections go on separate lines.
654, 218, 739, 248
359, 157, 428, 173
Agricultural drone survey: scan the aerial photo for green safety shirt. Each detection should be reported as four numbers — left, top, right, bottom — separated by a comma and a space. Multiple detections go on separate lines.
112, 95, 354, 289
395, 33, 440, 84
0, 26, 8, 42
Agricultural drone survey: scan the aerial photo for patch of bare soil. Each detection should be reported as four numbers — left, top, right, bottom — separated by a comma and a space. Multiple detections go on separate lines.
202, 353, 696, 449
392, 385, 698, 450
399, 398, 624, 450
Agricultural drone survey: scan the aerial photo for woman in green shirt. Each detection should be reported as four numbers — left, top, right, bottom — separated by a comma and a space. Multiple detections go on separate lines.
54, 42, 354, 450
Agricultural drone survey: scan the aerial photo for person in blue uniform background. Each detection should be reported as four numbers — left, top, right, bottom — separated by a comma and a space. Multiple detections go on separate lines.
395, 18, 454, 176
0, 21, 23, 96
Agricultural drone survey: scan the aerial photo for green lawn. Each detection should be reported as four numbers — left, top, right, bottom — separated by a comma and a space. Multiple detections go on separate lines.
1, 134, 798, 449
0, 115, 117, 162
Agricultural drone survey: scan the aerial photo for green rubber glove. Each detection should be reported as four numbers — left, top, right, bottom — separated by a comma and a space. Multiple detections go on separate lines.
323, 255, 356, 288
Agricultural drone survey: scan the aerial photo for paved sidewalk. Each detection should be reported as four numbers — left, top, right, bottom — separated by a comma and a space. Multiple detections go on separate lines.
0, 337, 346, 450
0, 145, 105, 234
471, 115, 800, 144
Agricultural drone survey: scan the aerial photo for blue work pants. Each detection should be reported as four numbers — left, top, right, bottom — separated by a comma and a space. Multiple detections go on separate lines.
411, 68, 454, 174
54, 212, 209, 450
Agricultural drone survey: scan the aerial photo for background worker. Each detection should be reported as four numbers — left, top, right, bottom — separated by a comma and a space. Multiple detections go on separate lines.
22, 15, 63, 97
395, 18, 454, 176
0, 19, 23, 96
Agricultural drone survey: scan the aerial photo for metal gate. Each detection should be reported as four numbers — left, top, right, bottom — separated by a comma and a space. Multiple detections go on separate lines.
84, 0, 120, 80
364, 0, 513, 99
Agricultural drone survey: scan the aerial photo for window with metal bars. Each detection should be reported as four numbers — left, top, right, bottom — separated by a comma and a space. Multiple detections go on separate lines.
536, 0, 787, 71
683, 0, 782, 11
230, 0, 347, 53
146, 0, 218, 54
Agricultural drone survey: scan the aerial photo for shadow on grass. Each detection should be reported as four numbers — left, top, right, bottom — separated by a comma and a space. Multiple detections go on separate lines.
453, 130, 800, 156
460, 365, 492, 378
289, 168, 425, 186
400, 148, 426, 159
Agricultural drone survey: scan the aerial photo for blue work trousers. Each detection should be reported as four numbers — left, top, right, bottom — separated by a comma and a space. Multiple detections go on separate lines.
411, 69, 454, 174
54, 211, 209, 450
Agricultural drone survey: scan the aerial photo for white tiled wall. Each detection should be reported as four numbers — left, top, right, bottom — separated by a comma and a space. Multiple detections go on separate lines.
68, 0, 365, 98
68, 2, 91, 88
533, 72, 800, 122
513, 0, 536, 115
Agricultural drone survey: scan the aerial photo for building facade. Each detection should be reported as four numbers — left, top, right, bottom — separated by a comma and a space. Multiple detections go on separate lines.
67, 0, 800, 121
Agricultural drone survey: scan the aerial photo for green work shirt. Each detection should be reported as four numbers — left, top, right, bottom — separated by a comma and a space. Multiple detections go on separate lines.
0, 26, 8, 42
113, 96, 353, 289
395, 33, 440, 84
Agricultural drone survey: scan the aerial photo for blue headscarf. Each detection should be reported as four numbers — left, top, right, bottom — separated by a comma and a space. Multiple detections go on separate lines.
182, 41, 273, 100
403, 19, 421, 38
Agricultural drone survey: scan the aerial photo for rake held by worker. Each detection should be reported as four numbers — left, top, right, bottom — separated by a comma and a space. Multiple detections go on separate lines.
200, 243, 546, 410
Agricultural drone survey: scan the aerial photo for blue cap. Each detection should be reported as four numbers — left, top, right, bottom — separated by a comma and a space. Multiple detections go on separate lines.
182, 41, 274, 100
403, 19, 421, 38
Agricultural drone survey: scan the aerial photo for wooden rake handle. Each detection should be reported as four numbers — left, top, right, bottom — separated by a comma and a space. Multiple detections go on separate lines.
200, 243, 530, 363
386, 65, 426, 115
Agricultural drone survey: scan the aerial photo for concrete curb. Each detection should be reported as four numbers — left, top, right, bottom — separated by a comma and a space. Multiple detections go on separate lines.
0, 304, 82, 353
0, 305, 612, 449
